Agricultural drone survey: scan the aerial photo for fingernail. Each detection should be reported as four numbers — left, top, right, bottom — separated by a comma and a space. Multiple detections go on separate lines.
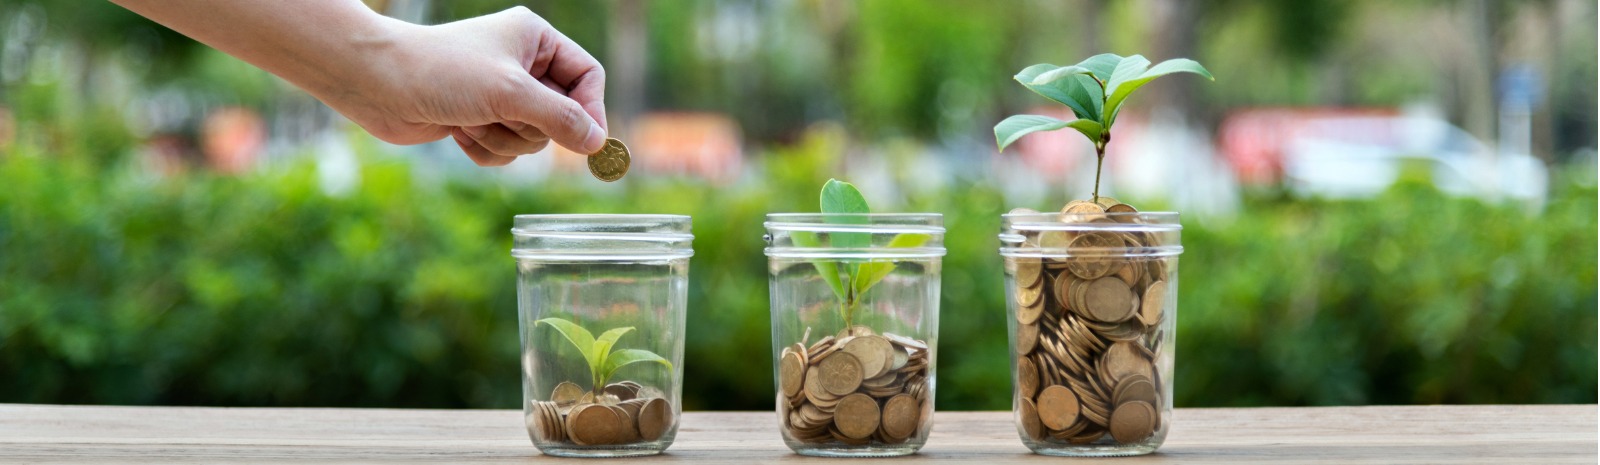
464, 125, 488, 138
504, 121, 527, 131
584, 122, 606, 154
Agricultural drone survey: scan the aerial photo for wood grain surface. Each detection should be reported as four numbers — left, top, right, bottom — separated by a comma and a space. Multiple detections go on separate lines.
0, 404, 1593, 463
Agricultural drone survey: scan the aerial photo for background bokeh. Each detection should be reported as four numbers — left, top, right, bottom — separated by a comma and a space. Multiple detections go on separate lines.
0, 0, 1594, 411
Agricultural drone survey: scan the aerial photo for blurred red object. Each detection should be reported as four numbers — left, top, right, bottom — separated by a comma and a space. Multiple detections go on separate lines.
1217, 107, 1398, 184
1011, 106, 1093, 180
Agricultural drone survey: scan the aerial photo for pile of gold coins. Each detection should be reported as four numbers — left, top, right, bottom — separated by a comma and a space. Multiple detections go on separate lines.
778, 326, 932, 445
1008, 198, 1167, 446
531, 381, 673, 446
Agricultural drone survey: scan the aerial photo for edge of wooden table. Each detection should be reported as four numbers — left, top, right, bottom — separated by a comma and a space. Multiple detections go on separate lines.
1, 404, 1594, 463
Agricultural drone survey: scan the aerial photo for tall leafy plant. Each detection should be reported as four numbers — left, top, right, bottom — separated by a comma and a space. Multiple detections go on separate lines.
995, 53, 1213, 202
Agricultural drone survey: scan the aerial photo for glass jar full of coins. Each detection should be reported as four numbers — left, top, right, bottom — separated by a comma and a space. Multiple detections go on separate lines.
763, 214, 945, 457
512, 215, 692, 457
999, 202, 1181, 457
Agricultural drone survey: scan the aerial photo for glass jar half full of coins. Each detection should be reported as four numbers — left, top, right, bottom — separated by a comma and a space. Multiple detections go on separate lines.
763, 214, 945, 457
511, 215, 692, 457
999, 200, 1181, 457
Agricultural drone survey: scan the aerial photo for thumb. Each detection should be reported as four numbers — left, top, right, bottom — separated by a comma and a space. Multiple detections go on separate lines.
500, 77, 607, 154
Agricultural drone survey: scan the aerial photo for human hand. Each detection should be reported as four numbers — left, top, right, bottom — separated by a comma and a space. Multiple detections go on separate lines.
336, 7, 608, 166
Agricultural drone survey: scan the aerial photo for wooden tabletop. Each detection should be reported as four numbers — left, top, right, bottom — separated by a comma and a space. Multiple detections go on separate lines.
0, 404, 1593, 463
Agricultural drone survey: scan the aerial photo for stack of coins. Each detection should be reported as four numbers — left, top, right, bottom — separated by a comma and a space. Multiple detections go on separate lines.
778, 326, 931, 445
530, 380, 673, 446
1009, 198, 1166, 446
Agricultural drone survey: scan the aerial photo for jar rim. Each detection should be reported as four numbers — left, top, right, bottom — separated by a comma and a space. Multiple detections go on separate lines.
1003, 211, 1180, 223
765, 213, 943, 219
514, 213, 690, 222
763, 213, 945, 234
511, 214, 693, 262
764, 213, 945, 258
999, 212, 1183, 258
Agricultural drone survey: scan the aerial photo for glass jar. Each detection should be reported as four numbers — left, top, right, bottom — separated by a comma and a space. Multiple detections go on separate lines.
763, 213, 945, 457
511, 214, 692, 458
999, 211, 1181, 457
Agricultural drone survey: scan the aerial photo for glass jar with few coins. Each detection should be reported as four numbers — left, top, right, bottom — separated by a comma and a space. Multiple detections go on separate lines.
511, 215, 692, 457
763, 214, 945, 457
999, 200, 1180, 457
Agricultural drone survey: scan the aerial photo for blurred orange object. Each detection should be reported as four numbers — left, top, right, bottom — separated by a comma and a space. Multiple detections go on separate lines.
201, 106, 266, 174
0, 106, 14, 151
633, 112, 743, 183
555, 112, 743, 183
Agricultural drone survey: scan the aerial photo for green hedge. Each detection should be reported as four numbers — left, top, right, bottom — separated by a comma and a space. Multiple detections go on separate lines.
0, 135, 1593, 409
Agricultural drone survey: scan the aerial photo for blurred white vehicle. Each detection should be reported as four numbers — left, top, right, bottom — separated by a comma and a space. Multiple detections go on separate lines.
1280, 115, 1548, 207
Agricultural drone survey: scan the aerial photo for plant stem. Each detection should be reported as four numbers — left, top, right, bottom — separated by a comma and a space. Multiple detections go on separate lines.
1091, 141, 1106, 202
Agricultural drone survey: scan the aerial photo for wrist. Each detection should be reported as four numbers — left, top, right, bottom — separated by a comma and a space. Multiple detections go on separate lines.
296, 7, 414, 114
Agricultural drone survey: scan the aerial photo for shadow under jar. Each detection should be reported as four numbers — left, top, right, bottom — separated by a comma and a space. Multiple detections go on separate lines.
999, 211, 1181, 457
763, 213, 945, 457
511, 215, 692, 458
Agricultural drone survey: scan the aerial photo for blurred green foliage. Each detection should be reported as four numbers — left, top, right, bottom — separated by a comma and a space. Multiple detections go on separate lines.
1, 130, 1593, 409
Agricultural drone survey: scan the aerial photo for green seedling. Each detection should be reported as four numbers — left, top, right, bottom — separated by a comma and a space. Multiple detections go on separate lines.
536, 317, 672, 395
995, 53, 1213, 202
791, 179, 930, 328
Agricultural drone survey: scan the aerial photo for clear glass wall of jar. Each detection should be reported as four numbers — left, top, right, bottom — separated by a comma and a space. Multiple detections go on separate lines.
763, 213, 945, 457
512, 215, 692, 457
999, 211, 1180, 456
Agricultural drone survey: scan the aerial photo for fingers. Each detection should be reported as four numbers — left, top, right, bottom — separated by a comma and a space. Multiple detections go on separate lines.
520, 12, 608, 132
502, 121, 550, 141
452, 128, 517, 167
558, 64, 606, 134
495, 77, 606, 154
462, 122, 551, 156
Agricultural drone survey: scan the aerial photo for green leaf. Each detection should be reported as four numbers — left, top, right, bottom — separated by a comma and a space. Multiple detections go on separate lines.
820, 178, 870, 242
1145, 58, 1214, 81
1065, 74, 1105, 120
1105, 55, 1153, 97
994, 114, 1104, 151
536, 318, 599, 377
821, 178, 871, 217
821, 179, 870, 287
602, 348, 673, 382
1074, 53, 1123, 84
592, 327, 635, 373
1027, 65, 1093, 86
1103, 57, 1214, 126
1014, 64, 1100, 121
792, 230, 847, 301
850, 233, 931, 297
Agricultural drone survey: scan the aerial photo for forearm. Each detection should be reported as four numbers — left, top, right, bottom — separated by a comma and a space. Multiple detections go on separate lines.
109, 0, 408, 105
113, 2, 609, 158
